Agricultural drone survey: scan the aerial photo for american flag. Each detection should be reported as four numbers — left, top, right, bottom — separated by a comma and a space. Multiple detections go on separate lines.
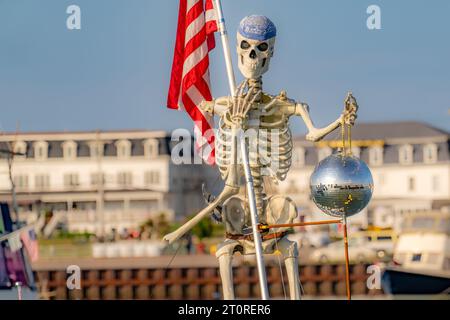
20, 229, 39, 262
167, 0, 218, 165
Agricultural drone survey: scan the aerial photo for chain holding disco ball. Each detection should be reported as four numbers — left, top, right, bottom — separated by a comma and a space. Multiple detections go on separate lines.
310, 98, 374, 219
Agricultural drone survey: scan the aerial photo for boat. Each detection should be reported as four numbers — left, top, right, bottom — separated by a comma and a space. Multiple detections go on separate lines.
381, 210, 450, 295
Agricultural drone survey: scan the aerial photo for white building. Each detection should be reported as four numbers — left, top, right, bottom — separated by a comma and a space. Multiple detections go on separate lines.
1, 122, 447, 235
0, 130, 218, 235
279, 122, 450, 231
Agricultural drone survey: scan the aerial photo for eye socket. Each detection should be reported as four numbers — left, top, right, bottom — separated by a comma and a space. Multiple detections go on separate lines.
257, 42, 269, 52
240, 40, 251, 50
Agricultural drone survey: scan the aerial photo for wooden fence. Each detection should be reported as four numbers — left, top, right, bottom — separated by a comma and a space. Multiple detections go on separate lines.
32, 255, 384, 299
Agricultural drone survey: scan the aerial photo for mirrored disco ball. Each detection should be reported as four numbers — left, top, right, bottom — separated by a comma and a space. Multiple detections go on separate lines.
310, 152, 374, 218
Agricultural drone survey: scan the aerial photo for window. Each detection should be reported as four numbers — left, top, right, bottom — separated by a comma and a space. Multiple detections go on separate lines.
369, 146, 383, 166
35, 174, 50, 189
13, 141, 27, 157
411, 217, 435, 229
350, 147, 360, 158
37, 147, 44, 158
13, 175, 28, 189
408, 176, 416, 192
376, 236, 392, 241
411, 253, 422, 262
145, 171, 160, 185
399, 144, 413, 165
62, 141, 77, 159
317, 147, 331, 162
89, 142, 104, 158
143, 139, 159, 158
64, 173, 79, 188
117, 172, 133, 187
34, 141, 48, 160
116, 140, 131, 159
90, 173, 105, 186
293, 147, 305, 167
423, 143, 438, 164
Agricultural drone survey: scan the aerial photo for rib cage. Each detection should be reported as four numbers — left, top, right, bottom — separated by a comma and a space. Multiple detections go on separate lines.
215, 98, 294, 217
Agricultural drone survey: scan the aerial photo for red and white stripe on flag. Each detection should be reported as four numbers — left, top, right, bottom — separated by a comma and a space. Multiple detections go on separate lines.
167, 0, 218, 165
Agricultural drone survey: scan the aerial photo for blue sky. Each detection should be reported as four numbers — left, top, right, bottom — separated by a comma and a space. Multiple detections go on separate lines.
0, 0, 449, 135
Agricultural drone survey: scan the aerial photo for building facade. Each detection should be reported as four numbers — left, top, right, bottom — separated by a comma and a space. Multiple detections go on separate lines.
1, 122, 448, 235
0, 130, 218, 235
278, 122, 450, 231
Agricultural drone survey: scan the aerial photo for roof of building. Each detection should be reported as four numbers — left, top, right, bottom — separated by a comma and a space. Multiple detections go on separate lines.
295, 121, 449, 142
0, 122, 448, 163
292, 122, 450, 166
332, 121, 448, 140
0, 129, 167, 136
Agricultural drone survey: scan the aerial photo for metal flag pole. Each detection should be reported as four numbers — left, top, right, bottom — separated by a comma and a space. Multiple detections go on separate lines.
239, 130, 270, 300
213, 0, 236, 94
213, 0, 270, 299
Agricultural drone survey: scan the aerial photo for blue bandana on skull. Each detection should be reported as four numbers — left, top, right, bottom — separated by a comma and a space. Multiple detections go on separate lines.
238, 15, 277, 41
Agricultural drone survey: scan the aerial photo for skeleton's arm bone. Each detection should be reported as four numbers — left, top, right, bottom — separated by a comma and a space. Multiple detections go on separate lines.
294, 103, 343, 142
163, 184, 239, 244
199, 97, 231, 116
163, 125, 241, 244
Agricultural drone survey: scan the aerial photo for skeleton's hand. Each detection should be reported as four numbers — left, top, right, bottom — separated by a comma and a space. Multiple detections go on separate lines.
227, 80, 261, 125
342, 92, 358, 126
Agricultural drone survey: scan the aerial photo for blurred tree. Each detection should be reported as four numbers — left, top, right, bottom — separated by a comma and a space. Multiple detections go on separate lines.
155, 212, 171, 238
190, 214, 213, 240
140, 212, 172, 239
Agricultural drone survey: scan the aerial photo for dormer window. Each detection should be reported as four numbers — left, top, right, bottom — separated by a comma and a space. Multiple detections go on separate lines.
350, 147, 360, 158
399, 144, 413, 165
317, 147, 332, 162
143, 139, 159, 158
89, 141, 104, 158
423, 143, 438, 164
62, 141, 77, 160
13, 141, 27, 158
369, 146, 383, 166
116, 139, 131, 159
293, 147, 305, 167
34, 141, 48, 160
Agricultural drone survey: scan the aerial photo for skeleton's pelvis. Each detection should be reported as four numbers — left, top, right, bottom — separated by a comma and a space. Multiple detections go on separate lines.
222, 195, 298, 235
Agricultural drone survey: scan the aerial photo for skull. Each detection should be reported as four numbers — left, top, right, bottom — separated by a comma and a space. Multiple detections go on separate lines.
237, 15, 277, 80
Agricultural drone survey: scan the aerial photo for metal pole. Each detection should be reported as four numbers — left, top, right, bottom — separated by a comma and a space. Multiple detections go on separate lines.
239, 131, 269, 300
95, 131, 105, 239
7, 157, 19, 225
342, 215, 351, 301
213, 0, 268, 299
263, 219, 342, 230
213, 0, 236, 95
15, 282, 23, 300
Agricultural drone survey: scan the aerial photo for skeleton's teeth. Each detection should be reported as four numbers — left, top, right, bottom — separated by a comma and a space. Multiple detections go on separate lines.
250, 62, 259, 70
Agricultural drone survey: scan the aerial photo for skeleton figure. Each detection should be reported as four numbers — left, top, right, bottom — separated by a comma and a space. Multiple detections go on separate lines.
164, 15, 358, 300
